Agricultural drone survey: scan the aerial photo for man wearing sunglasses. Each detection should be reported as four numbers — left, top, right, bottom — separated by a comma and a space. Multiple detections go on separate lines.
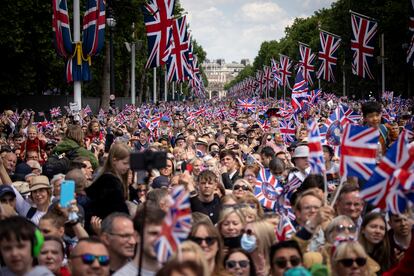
69, 237, 110, 276
269, 240, 303, 276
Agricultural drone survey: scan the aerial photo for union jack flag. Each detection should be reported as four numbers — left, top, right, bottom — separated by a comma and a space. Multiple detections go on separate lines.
81, 0, 106, 80
360, 131, 414, 214
256, 70, 264, 96
279, 54, 293, 88
262, 66, 273, 97
328, 104, 361, 126
340, 124, 379, 181
298, 42, 316, 86
308, 120, 326, 174
166, 16, 192, 81
317, 31, 341, 82
407, 0, 414, 66
255, 168, 283, 210
271, 58, 282, 86
279, 119, 296, 143
155, 185, 192, 263
83, 105, 92, 115
382, 91, 394, 102
307, 89, 321, 105
285, 173, 303, 195
50, 107, 61, 118
142, 0, 175, 68
319, 123, 329, 144
291, 68, 309, 111
258, 119, 270, 131
275, 214, 296, 242
238, 98, 256, 113
350, 11, 378, 79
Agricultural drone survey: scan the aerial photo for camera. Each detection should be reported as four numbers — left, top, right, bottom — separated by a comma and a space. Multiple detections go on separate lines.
130, 150, 167, 171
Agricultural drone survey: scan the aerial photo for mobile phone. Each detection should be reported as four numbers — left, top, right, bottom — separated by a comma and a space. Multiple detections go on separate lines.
60, 180, 75, 208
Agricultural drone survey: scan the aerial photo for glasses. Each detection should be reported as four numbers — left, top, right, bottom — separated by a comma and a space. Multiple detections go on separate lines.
71, 254, 110, 266
225, 260, 250, 269
337, 258, 367, 267
336, 224, 357, 233
109, 232, 135, 240
273, 256, 301, 268
239, 138, 247, 142
233, 184, 250, 191
189, 236, 218, 246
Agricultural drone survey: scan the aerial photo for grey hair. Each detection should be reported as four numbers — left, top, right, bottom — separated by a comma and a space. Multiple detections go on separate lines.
101, 212, 132, 234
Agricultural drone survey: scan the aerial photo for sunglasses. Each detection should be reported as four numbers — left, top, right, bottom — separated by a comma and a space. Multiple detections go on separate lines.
242, 229, 254, 236
336, 224, 357, 233
233, 184, 250, 191
239, 138, 247, 142
274, 256, 301, 268
225, 260, 250, 269
338, 258, 367, 267
189, 236, 217, 246
71, 254, 110, 266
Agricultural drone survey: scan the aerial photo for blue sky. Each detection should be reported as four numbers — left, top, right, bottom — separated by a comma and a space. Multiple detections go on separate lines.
180, 0, 337, 63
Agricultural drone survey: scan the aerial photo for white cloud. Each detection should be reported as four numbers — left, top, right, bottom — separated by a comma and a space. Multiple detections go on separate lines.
241, 1, 287, 23
180, 0, 337, 62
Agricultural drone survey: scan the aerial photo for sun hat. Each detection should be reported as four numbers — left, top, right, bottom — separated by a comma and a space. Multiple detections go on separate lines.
292, 145, 310, 158
29, 175, 51, 192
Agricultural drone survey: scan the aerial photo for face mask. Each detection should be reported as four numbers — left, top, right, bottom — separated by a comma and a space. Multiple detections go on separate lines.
240, 233, 257, 253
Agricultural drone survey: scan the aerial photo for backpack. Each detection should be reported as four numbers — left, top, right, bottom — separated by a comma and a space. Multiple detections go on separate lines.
42, 153, 71, 179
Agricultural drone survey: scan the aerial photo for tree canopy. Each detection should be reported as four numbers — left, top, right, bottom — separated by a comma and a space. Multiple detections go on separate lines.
225, 0, 413, 98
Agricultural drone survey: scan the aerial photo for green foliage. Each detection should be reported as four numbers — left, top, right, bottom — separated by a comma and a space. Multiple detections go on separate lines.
0, 0, 208, 99
226, 0, 414, 97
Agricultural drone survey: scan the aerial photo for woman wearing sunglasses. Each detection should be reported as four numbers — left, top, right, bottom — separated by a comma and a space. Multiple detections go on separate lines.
188, 221, 228, 276
331, 241, 371, 276
232, 179, 253, 200
223, 248, 257, 276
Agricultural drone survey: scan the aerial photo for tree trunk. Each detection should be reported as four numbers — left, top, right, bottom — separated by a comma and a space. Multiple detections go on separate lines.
100, 43, 110, 111
138, 69, 146, 105
123, 66, 130, 98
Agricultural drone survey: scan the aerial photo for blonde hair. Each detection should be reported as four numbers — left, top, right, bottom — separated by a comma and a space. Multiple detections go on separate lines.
325, 215, 355, 244
217, 208, 246, 236
175, 241, 209, 276
239, 193, 264, 218
248, 220, 276, 274
102, 142, 131, 199
332, 241, 369, 276
239, 205, 258, 223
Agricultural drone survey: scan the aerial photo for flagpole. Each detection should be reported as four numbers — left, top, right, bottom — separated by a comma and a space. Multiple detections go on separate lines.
172, 82, 175, 100
342, 59, 346, 97
131, 23, 136, 106
164, 68, 168, 102
283, 86, 286, 102
73, 0, 82, 109
381, 33, 385, 97
153, 67, 157, 103
323, 172, 328, 205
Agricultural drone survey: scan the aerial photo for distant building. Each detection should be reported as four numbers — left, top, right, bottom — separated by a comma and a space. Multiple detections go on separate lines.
203, 59, 247, 98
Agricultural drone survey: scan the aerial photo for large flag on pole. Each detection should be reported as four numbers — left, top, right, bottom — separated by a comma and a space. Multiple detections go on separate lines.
291, 68, 309, 111
279, 54, 293, 88
165, 16, 192, 82
298, 42, 316, 86
350, 11, 378, 79
317, 30, 341, 82
142, 0, 175, 69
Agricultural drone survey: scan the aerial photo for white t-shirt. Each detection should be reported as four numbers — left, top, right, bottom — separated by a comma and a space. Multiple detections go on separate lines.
113, 261, 156, 276
12, 186, 46, 225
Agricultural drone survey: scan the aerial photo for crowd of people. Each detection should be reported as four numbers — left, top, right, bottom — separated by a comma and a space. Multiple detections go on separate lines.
0, 95, 413, 276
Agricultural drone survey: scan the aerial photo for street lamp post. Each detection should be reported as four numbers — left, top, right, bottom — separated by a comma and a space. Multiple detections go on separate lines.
107, 9, 116, 98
